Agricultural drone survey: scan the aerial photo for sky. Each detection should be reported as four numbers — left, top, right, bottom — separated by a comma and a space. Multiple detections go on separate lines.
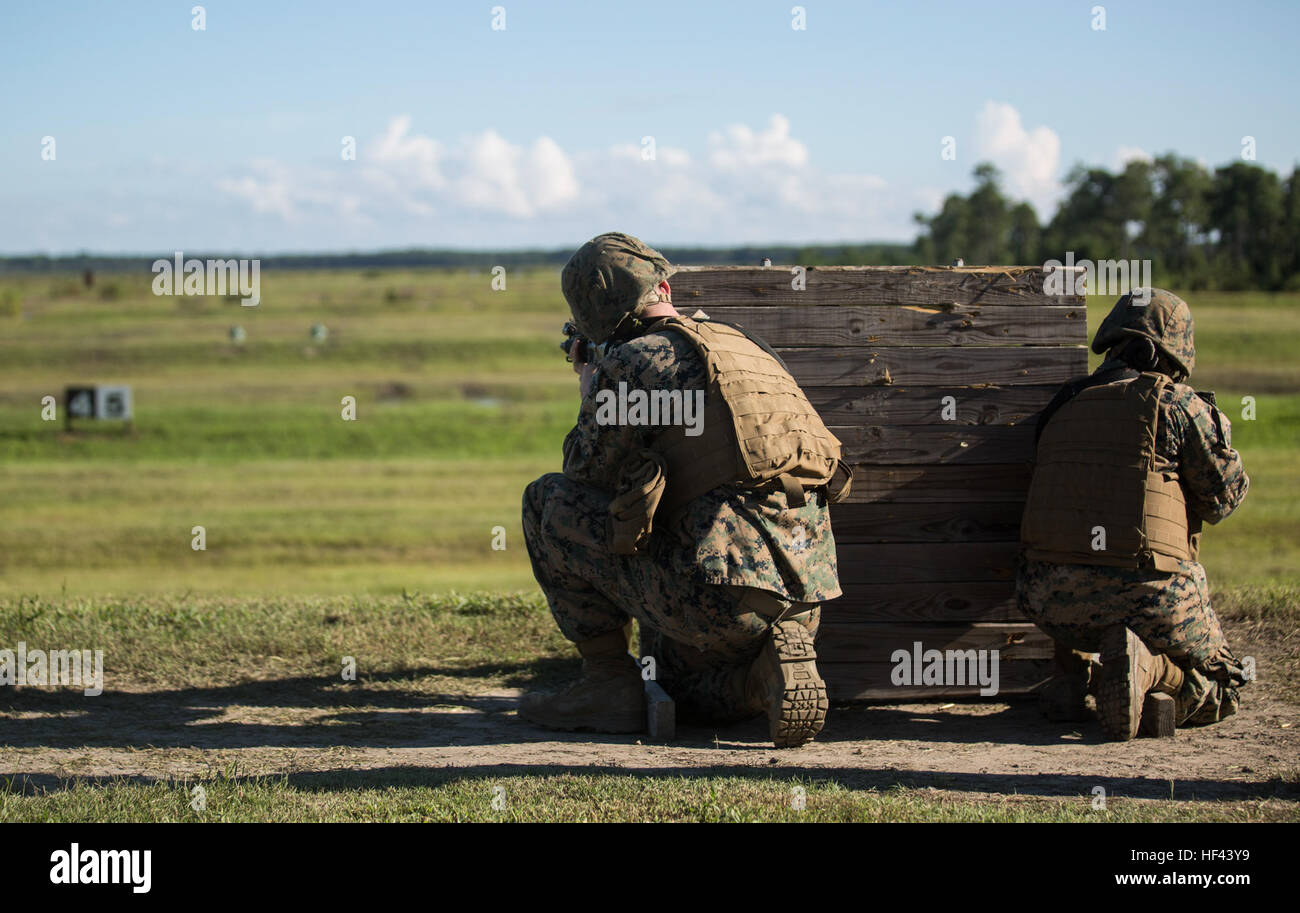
3, 0, 1298, 254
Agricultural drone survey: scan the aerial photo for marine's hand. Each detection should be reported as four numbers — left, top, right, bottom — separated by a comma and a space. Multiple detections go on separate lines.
567, 339, 596, 395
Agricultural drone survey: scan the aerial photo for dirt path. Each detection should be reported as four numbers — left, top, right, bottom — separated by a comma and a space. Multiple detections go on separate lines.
4, 617, 1297, 806
4, 677, 1296, 804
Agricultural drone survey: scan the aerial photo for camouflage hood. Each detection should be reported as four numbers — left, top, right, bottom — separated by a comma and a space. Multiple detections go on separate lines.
1092, 288, 1196, 379
561, 232, 674, 344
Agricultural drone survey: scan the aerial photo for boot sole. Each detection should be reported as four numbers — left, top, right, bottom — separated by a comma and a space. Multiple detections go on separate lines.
1097, 626, 1141, 741
761, 621, 828, 748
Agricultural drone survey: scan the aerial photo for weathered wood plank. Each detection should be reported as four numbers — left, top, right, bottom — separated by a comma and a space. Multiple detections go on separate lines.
821, 581, 1023, 623
804, 384, 1060, 425
821, 659, 1052, 701
830, 501, 1024, 543
671, 265, 1086, 308
836, 542, 1020, 584
817, 622, 1053, 665
841, 465, 1032, 503
831, 423, 1035, 464
778, 346, 1087, 387
697, 304, 1087, 346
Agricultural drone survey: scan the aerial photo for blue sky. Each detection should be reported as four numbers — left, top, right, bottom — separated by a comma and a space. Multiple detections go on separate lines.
3, 0, 1298, 254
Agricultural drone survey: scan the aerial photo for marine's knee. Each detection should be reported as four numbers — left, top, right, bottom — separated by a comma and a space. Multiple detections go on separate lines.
522, 472, 566, 535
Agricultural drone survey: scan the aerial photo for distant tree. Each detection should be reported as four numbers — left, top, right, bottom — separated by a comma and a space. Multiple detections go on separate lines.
1007, 202, 1042, 265
1043, 163, 1151, 264
961, 164, 1012, 263
1280, 166, 1300, 288
1138, 155, 1213, 289
1208, 162, 1286, 289
914, 163, 1030, 265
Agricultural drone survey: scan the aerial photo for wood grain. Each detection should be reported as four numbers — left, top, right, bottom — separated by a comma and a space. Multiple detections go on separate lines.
840, 465, 1032, 503
803, 384, 1061, 425
835, 542, 1020, 584
670, 265, 1086, 308
820, 581, 1022, 623
697, 304, 1087, 346
816, 622, 1053, 664
830, 423, 1035, 464
830, 500, 1025, 543
777, 346, 1087, 387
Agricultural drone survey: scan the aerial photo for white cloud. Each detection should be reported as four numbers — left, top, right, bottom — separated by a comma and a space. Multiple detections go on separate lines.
708, 114, 809, 172
216, 168, 297, 221
362, 119, 580, 218
213, 114, 923, 245
367, 114, 444, 190
973, 101, 1062, 214
453, 129, 533, 217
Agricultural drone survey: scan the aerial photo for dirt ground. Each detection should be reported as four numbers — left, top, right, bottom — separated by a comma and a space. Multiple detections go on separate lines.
5, 691, 1296, 803
4, 625, 1297, 806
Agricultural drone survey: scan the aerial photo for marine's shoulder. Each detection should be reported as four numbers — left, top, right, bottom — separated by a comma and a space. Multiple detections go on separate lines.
604, 330, 695, 367
1160, 379, 1209, 412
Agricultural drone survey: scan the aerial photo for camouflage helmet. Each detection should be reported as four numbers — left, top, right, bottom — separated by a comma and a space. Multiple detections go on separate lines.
561, 232, 674, 343
1092, 288, 1195, 379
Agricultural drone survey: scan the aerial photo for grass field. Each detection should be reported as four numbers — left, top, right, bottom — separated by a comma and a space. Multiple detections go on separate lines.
0, 268, 574, 596
1, 268, 1297, 822
1, 269, 1297, 594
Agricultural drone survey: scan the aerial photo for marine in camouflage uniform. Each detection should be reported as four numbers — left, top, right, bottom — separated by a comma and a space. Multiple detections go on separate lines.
520, 233, 843, 746
1017, 289, 1250, 738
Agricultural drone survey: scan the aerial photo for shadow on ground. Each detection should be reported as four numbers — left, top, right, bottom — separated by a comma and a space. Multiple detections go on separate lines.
2, 657, 1295, 803
3, 762, 1295, 803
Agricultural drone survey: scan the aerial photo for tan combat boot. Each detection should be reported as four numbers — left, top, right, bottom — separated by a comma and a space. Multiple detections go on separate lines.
518, 625, 645, 733
1039, 642, 1095, 722
1097, 626, 1185, 741
745, 618, 829, 748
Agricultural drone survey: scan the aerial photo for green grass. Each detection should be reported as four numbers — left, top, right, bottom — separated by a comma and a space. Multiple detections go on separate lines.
0, 593, 567, 689
0, 268, 578, 596
5, 772, 1294, 823
2, 274, 1296, 596
2, 589, 1296, 823
0, 458, 548, 595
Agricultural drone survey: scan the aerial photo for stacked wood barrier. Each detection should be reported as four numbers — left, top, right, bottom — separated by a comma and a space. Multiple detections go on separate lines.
669, 264, 1088, 699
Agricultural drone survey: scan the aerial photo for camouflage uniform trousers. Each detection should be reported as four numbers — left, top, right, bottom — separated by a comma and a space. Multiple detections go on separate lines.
1017, 556, 1247, 726
523, 472, 818, 721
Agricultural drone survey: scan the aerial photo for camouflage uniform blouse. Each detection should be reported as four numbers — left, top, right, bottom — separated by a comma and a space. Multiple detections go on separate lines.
562, 327, 842, 603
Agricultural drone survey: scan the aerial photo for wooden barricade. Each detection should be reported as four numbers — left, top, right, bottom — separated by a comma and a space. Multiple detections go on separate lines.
669, 264, 1088, 700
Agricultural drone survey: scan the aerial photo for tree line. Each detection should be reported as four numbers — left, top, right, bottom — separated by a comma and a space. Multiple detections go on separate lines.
914, 158, 1300, 291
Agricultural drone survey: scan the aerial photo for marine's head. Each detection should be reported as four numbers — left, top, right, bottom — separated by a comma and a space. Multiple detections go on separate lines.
561, 232, 674, 344
1092, 287, 1195, 381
